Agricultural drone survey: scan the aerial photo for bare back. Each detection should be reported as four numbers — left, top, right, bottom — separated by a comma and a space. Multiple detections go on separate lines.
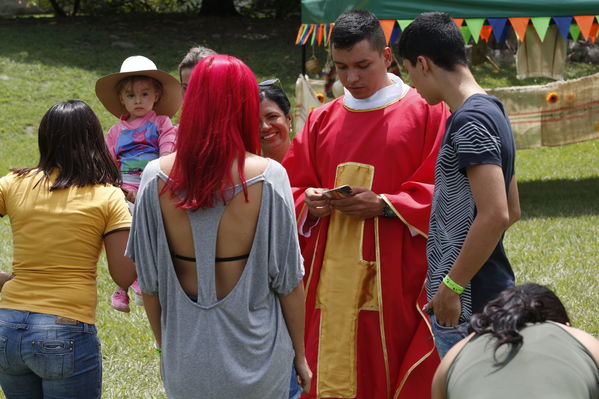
158, 152, 269, 299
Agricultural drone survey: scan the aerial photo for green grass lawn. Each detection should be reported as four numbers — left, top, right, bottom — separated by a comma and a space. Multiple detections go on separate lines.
0, 13, 598, 398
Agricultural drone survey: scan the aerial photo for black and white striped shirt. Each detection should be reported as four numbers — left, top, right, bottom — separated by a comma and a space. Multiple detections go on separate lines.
426, 94, 516, 322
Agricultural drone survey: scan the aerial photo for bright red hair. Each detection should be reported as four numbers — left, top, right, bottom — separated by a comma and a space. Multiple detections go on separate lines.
166, 54, 261, 209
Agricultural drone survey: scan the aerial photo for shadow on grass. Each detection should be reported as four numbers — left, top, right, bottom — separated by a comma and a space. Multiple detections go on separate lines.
519, 177, 599, 219
0, 13, 301, 78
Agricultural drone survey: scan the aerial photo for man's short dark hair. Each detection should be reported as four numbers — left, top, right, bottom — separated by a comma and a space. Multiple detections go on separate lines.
397, 12, 467, 71
331, 9, 386, 53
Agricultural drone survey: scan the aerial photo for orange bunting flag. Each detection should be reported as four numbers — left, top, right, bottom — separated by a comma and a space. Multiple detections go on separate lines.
480, 25, 493, 42
509, 17, 530, 41
574, 15, 595, 40
295, 24, 306, 45
304, 24, 315, 46
326, 23, 334, 46
453, 18, 464, 27
317, 24, 324, 46
379, 20, 396, 44
590, 23, 599, 43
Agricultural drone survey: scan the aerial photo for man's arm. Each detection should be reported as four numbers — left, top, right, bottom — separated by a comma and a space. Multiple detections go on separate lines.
507, 175, 520, 228
428, 163, 511, 326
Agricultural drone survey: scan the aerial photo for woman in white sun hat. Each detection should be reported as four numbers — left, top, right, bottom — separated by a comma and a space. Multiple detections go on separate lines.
96, 55, 182, 313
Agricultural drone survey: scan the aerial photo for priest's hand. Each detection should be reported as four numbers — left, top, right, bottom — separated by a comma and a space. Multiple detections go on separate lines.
329, 186, 384, 219
304, 187, 332, 218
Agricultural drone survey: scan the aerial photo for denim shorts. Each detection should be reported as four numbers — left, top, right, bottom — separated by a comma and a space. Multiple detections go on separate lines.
0, 309, 102, 399
429, 314, 469, 359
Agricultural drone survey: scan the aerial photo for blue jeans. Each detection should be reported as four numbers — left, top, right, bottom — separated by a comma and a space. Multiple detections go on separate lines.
289, 366, 302, 399
0, 309, 102, 399
430, 314, 469, 359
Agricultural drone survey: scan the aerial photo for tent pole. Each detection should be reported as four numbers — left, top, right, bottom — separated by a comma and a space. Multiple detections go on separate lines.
302, 45, 306, 76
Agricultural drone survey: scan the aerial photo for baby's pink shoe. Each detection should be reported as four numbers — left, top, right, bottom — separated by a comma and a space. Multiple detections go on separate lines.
111, 289, 130, 312
131, 279, 144, 306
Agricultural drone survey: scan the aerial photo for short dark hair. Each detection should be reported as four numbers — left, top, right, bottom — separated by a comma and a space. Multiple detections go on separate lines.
331, 9, 386, 53
12, 100, 121, 190
178, 45, 217, 79
397, 12, 467, 71
469, 283, 570, 365
259, 84, 290, 116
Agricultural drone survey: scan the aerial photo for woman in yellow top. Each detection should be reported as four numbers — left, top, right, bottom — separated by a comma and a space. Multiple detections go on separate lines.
0, 100, 136, 399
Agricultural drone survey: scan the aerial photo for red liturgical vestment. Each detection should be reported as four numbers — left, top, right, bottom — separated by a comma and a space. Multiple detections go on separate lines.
283, 82, 449, 399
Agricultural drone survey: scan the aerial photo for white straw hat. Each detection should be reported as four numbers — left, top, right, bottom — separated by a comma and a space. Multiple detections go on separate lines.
95, 56, 183, 118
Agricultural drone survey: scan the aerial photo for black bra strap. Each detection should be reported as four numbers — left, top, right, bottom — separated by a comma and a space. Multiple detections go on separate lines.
172, 253, 196, 262
171, 252, 250, 263
215, 253, 250, 262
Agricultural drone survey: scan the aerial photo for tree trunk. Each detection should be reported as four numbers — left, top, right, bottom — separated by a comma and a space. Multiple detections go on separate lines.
48, 0, 67, 17
72, 0, 80, 16
47, 0, 81, 17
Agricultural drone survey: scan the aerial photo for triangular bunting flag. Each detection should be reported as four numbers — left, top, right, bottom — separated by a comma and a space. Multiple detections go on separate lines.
310, 25, 317, 46
553, 16, 572, 40
590, 23, 599, 43
326, 23, 334, 46
480, 25, 493, 42
302, 24, 314, 45
488, 18, 508, 42
397, 19, 412, 31
465, 18, 485, 43
531, 17, 551, 41
316, 24, 324, 46
460, 26, 472, 44
301, 24, 313, 45
574, 15, 594, 40
454, 18, 464, 27
379, 20, 395, 44
509, 17, 530, 42
570, 24, 581, 41
390, 25, 401, 44
295, 24, 306, 45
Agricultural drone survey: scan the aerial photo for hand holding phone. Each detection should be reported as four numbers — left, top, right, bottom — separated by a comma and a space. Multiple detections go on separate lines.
322, 185, 353, 200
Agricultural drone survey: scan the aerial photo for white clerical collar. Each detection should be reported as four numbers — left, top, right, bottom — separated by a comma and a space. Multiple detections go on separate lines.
343, 73, 411, 111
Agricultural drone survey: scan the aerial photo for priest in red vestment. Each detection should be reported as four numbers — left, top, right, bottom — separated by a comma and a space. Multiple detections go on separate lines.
282, 10, 449, 399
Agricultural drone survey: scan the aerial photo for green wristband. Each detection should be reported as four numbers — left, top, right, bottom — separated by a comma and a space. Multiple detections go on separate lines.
443, 275, 464, 295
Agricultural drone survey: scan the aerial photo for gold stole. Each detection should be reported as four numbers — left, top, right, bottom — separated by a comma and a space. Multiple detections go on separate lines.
315, 162, 381, 398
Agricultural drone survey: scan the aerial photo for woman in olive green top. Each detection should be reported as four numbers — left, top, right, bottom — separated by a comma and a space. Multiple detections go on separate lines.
432, 283, 599, 399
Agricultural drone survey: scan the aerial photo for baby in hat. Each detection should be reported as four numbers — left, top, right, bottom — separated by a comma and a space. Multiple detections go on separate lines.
96, 55, 182, 312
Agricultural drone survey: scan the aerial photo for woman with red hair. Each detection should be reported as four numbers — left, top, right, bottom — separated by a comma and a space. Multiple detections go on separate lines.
126, 54, 311, 398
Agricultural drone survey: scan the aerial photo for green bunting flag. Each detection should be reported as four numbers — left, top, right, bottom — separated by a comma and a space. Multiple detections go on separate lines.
569, 24, 581, 40
397, 19, 413, 31
465, 18, 485, 43
531, 17, 551, 41
460, 26, 472, 43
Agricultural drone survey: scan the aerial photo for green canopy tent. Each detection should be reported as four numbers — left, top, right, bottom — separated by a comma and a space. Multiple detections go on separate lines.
296, 0, 599, 51
301, 0, 599, 22
293, 1, 599, 149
